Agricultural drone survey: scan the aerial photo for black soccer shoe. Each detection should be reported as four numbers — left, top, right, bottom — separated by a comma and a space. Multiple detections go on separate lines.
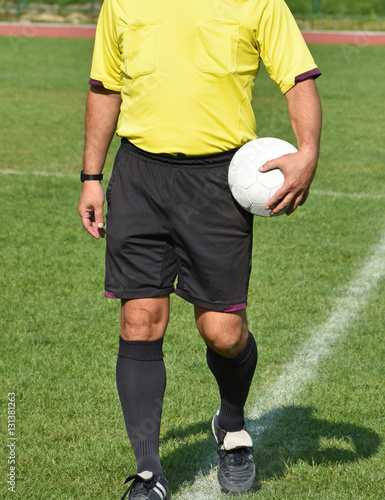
212, 411, 255, 494
121, 471, 170, 500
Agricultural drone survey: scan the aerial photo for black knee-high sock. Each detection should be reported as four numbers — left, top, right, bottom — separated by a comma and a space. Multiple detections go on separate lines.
206, 331, 258, 432
116, 336, 166, 474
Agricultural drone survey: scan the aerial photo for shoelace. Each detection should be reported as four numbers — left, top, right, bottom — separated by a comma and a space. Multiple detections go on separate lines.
121, 473, 167, 500
121, 474, 151, 499
230, 448, 252, 465
219, 446, 253, 466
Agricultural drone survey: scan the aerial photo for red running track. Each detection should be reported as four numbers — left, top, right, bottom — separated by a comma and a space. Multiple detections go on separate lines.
0, 23, 96, 38
0, 23, 385, 45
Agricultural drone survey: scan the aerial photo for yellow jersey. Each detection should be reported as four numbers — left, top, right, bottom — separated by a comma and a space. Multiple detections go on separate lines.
90, 0, 320, 155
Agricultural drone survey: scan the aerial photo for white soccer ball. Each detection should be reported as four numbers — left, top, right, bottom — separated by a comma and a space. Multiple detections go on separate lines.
228, 137, 298, 217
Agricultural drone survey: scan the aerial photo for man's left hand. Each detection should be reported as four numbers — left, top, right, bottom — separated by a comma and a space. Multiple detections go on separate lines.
259, 148, 317, 216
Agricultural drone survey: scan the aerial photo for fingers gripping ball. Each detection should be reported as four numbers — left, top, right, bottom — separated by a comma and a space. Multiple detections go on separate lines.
228, 137, 298, 217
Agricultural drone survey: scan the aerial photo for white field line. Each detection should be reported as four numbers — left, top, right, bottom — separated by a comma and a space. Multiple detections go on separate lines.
312, 189, 385, 200
1, 169, 385, 201
0, 168, 78, 179
174, 230, 385, 499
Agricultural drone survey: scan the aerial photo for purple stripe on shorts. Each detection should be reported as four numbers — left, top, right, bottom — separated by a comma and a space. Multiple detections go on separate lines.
89, 78, 104, 87
224, 302, 247, 312
105, 291, 117, 298
295, 68, 321, 84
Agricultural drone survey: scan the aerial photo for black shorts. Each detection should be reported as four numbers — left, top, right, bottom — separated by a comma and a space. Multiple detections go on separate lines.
104, 139, 254, 312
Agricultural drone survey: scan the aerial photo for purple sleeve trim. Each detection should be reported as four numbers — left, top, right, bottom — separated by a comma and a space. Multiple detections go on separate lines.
105, 291, 117, 298
89, 78, 104, 87
224, 302, 247, 313
295, 68, 321, 84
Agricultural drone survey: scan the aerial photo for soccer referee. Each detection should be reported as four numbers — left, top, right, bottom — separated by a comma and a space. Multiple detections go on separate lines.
78, 0, 322, 498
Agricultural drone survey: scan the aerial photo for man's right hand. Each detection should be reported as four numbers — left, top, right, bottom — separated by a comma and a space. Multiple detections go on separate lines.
78, 181, 106, 239
79, 86, 121, 239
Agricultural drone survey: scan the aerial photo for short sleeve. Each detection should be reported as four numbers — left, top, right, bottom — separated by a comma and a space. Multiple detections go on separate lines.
255, 0, 320, 94
89, 0, 123, 92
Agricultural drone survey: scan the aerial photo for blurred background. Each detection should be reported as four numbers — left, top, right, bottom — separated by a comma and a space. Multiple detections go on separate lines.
0, 0, 385, 30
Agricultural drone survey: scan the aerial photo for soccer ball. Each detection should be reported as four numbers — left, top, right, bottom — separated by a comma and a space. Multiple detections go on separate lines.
228, 137, 298, 217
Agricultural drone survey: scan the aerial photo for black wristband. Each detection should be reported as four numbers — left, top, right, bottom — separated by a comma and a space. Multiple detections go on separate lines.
80, 170, 103, 182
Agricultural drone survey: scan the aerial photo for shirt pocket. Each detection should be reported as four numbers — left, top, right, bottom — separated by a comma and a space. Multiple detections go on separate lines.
195, 20, 239, 75
120, 22, 160, 78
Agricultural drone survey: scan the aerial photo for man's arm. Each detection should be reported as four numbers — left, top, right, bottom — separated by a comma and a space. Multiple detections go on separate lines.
260, 78, 322, 216
78, 86, 122, 239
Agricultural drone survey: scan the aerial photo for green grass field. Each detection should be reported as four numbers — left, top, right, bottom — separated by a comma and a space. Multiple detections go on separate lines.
286, 0, 385, 17
1, 37, 385, 499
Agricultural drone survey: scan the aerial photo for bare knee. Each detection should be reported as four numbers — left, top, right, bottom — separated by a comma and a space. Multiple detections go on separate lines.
194, 306, 248, 357
120, 296, 170, 341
